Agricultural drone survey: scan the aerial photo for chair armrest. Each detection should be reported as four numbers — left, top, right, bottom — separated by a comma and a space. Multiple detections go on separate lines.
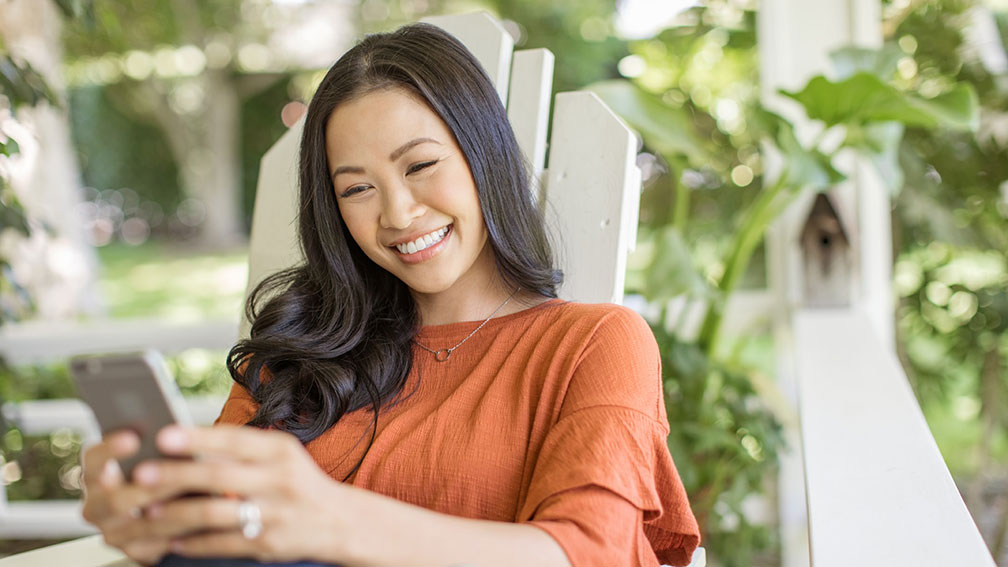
0, 535, 135, 567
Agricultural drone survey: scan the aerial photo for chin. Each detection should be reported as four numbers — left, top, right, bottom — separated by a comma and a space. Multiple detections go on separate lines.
401, 277, 457, 296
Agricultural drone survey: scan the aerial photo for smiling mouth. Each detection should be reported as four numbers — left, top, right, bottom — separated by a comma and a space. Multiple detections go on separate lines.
393, 225, 451, 255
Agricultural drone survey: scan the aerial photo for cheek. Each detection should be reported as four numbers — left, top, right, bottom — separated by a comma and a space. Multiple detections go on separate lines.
336, 205, 371, 251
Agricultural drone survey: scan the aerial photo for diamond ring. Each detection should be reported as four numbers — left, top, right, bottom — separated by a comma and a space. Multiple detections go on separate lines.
237, 500, 263, 540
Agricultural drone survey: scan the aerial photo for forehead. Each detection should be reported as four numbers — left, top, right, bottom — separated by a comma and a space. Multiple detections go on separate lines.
324, 88, 452, 159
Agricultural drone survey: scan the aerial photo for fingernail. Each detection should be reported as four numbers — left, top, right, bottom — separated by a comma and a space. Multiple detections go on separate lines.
114, 432, 139, 451
147, 504, 162, 518
158, 426, 188, 451
134, 464, 159, 485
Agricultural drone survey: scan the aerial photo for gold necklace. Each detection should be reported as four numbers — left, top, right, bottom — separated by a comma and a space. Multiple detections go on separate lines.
414, 287, 521, 362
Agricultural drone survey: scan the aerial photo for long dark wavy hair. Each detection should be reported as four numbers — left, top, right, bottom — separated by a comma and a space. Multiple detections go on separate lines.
226, 23, 561, 478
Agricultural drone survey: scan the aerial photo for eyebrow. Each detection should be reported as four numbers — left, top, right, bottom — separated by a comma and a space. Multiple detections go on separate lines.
330, 137, 441, 182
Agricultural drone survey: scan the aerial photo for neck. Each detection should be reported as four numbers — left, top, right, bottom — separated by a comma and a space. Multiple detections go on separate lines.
413, 280, 516, 326
409, 242, 553, 325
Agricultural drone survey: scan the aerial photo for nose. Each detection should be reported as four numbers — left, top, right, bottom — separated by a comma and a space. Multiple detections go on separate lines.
379, 181, 425, 230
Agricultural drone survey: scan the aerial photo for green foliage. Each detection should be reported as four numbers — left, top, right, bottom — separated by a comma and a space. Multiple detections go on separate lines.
62, 0, 246, 55
96, 241, 247, 320
0, 350, 231, 502
781, 73, 978, 131
0, 429, 84, 501
587, 80, 713, 165
0, 363, 81, 501
639, 225, 711, 303
888, 1, 1008, 502
596, 21, 980, 355
655, 324, 784, 567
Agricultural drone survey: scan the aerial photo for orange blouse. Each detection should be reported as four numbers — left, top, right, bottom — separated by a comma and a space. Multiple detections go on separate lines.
216, 300, 700, 566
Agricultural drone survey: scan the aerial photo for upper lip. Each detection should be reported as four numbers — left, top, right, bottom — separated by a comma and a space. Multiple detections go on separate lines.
386, 224, 451, 247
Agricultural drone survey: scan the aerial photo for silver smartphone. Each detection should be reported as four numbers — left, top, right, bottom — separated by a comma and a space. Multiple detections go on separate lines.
70, 350, 193, 480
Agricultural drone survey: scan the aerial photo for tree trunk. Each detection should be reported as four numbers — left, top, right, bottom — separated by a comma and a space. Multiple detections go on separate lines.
197, 69, 244, 248
140, 74, 245, 249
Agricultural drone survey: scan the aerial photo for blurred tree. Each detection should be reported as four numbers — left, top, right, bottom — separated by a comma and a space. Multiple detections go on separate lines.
61, 0, 255, 247
60, 0, 352, 247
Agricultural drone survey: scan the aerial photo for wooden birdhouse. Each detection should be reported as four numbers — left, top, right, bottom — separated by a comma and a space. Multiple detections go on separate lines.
799, 192, 852, 307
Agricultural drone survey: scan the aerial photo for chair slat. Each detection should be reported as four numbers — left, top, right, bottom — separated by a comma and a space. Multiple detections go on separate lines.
240, 119, 304, 338
543, 91, 640, 304
420, 12, 514, 104
507, 48, 554, 182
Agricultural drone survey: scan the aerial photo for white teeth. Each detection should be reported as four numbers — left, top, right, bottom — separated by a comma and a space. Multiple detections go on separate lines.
395, 226, 449, 254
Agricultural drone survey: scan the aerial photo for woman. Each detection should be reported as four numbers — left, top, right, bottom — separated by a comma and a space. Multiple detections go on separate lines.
81, 22, 700, 567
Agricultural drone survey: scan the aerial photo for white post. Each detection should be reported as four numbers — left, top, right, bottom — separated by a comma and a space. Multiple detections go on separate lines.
758, 1, 889, 566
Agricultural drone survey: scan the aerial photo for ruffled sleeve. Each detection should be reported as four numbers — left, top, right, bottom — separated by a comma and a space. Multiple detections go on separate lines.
520, 306, 700, 566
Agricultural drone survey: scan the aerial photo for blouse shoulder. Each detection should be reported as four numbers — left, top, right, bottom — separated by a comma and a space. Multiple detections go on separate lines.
519, 305, 700, 565
214, 381, 258, 426
547, 302, 663, 423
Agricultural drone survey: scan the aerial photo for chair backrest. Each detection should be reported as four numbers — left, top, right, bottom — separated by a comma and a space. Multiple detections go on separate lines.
240, 11, 641, 337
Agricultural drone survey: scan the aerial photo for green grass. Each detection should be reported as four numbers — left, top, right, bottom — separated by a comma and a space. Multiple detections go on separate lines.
96, 242, 248, 321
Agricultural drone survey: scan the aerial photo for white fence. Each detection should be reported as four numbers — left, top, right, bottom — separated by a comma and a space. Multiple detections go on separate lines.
0, 319, 233, 538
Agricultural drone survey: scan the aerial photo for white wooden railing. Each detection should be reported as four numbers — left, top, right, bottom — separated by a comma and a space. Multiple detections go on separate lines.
793, 309, 996, 566
0, 319, 233, 539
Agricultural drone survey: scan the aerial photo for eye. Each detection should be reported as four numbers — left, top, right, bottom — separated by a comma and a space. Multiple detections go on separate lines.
339, 184, 371, 198
407, 160, 438, 175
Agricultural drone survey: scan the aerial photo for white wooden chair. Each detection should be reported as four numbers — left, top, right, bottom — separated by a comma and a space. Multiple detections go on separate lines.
240, 11, 640, 342
0, 12, 703, 567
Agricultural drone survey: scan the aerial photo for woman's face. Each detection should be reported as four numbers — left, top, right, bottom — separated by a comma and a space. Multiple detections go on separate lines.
325, 87, 496, 298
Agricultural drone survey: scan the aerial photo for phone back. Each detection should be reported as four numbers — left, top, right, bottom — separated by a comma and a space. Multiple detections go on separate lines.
71, 351, 192, 480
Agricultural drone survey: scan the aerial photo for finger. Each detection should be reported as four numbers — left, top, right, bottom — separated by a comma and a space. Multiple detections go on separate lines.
120, 536, 171, 565
82, 432, 139, 484
172, 529, 288, 562
143, 497, 248, 539
156, 425, 297, 462
87, 483, 168, 523
132, 459, 278, 498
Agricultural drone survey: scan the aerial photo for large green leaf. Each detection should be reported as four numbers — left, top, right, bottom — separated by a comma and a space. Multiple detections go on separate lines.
752, 109, 845, 190
780, 72, 978, 131
587, 80, 711, 165
858, 122, 906, 194
830, 45, 903, 80
644, 226, 711, 302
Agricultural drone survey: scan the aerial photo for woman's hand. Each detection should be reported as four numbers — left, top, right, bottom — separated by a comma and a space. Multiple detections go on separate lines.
80, 431, 173, 565
124, 425, 357, 564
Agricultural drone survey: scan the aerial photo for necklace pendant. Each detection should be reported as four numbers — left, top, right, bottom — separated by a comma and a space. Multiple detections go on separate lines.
434, 348, 452, 362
